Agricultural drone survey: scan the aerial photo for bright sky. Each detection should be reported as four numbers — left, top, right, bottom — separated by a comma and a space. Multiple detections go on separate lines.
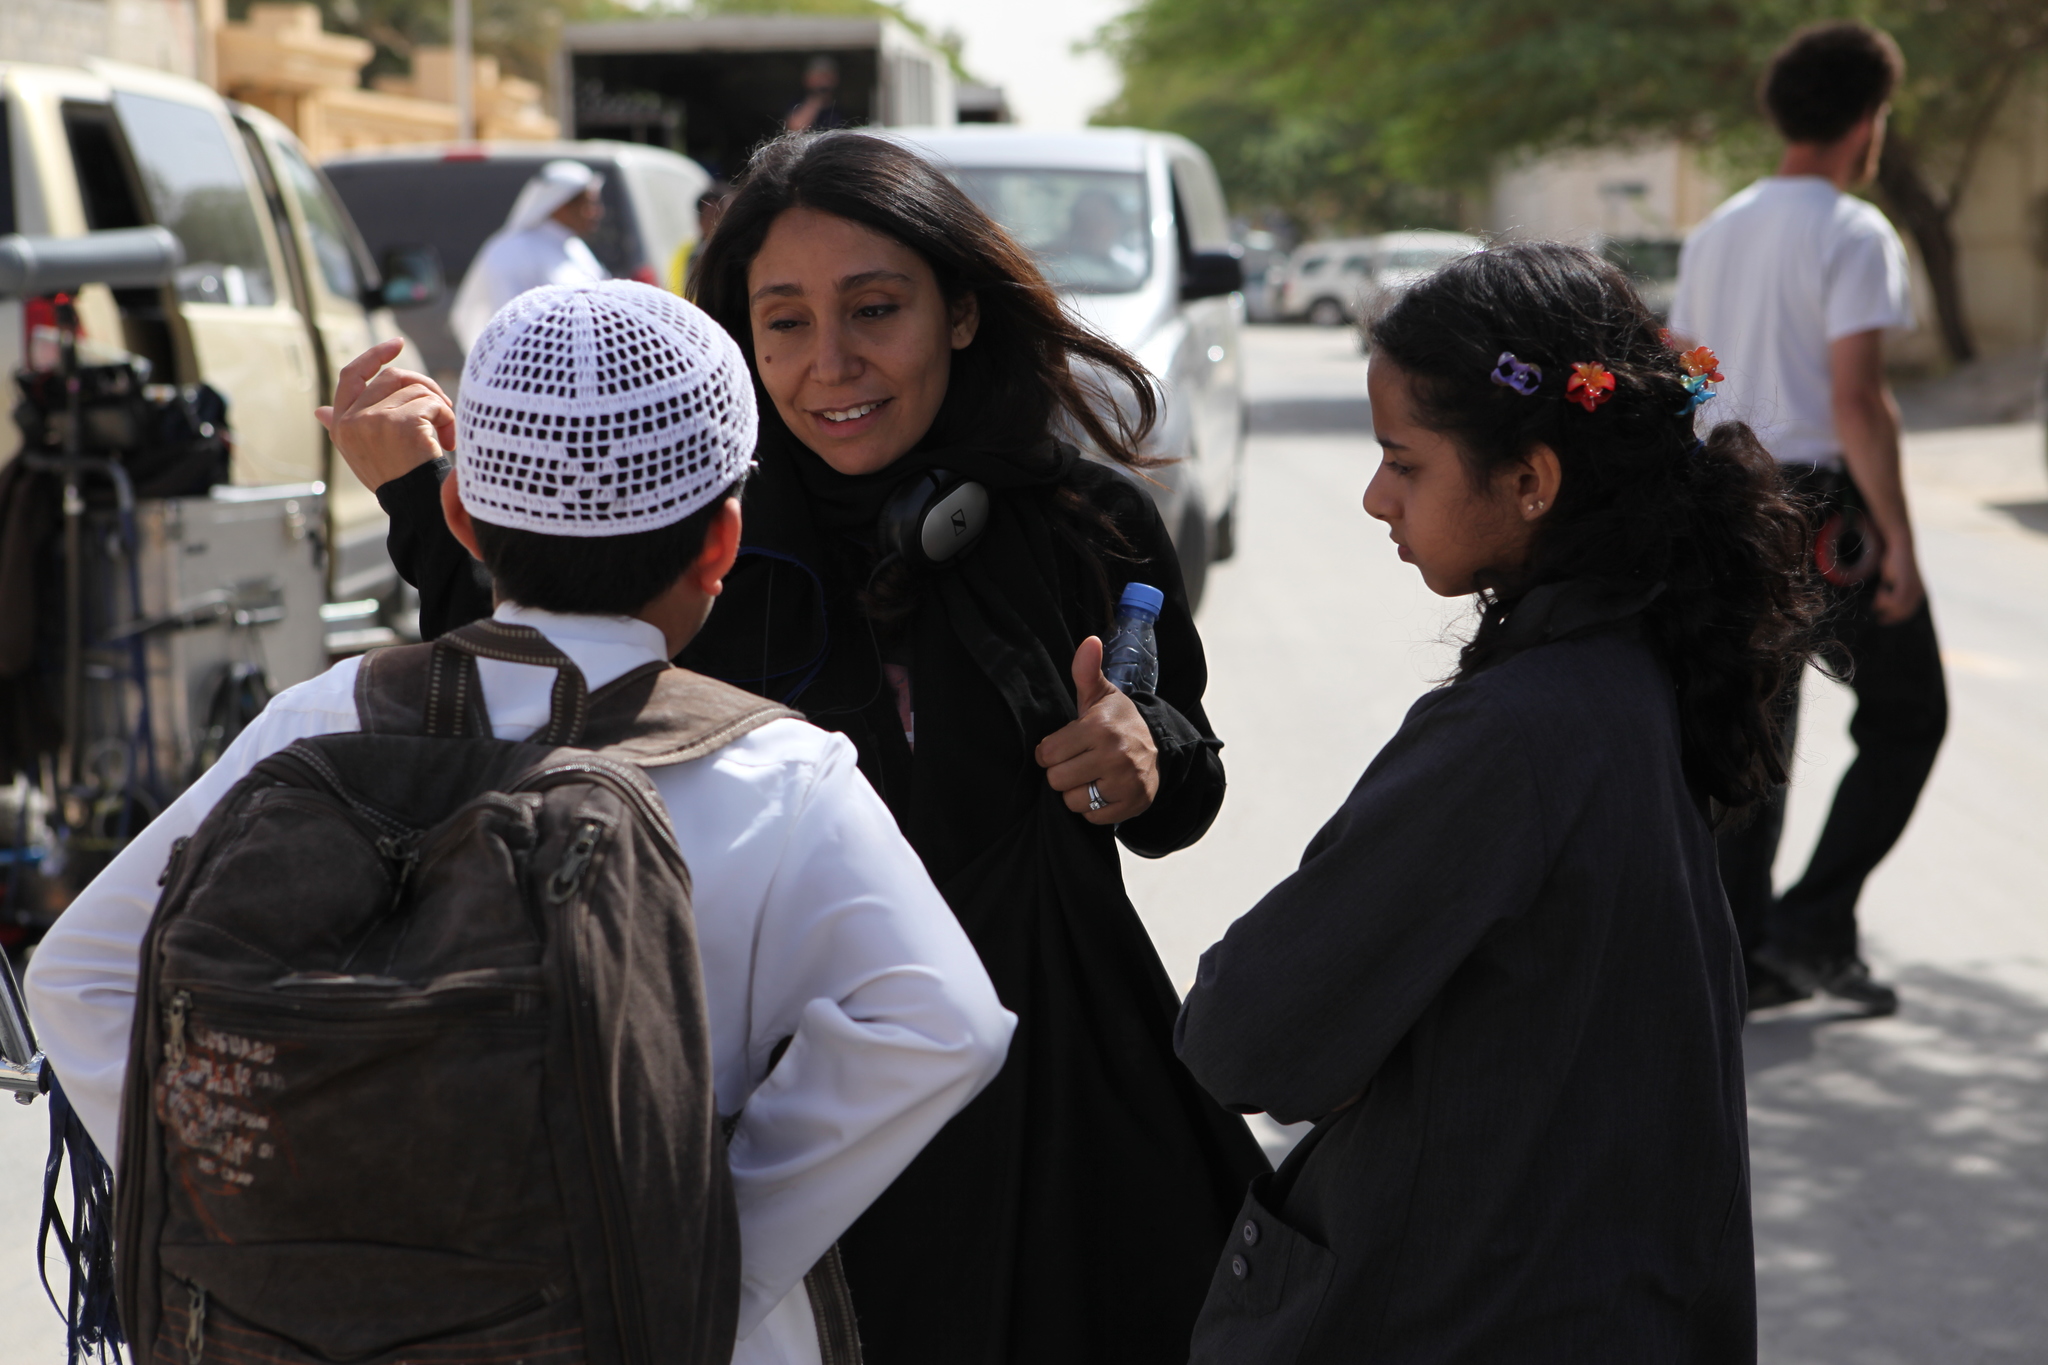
903, 0, 1132, 130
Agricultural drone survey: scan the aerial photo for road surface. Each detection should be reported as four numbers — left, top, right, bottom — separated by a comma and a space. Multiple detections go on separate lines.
2, 323, 2043, 1363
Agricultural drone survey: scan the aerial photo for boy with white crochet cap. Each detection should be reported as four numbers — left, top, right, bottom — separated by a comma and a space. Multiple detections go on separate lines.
27, 281, 1015, 1364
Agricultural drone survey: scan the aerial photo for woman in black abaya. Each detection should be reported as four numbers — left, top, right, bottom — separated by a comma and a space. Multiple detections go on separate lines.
351, 131, 1269, 1363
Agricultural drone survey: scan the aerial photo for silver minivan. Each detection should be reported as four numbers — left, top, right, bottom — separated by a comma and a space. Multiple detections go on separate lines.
890, 126, 1246, 605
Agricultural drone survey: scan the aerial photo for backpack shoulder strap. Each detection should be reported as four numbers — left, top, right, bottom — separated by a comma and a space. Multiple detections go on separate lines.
358, 620, 796, 762
582, 661, 799, 767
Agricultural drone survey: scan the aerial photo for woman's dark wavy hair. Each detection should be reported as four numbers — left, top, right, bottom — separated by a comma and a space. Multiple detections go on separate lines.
1371, 241, 1819, 814
687, 130, 1161, 623
689, 130, 1158, 467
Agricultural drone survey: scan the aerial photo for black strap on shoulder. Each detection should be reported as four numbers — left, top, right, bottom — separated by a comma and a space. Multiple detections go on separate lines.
354, 620, 590, 746
429, 621, 590, 746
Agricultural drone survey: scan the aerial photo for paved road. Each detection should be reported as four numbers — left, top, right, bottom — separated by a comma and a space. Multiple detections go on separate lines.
2, 324, 2043, 1361
1124, 323, 2048, 1363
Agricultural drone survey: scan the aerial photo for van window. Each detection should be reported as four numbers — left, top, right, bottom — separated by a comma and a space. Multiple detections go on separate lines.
1342, 255, 1372, 272
950, 167, 1151, 295
111, 92, 276, 308
324, 158, 641, 284
1168, 154, 1230, 251
63, 107, 147, 231
1298, 257, 1327, 276
1382, 246, 1469, 272
271, 136, 364, 301
0, 101, 13, 236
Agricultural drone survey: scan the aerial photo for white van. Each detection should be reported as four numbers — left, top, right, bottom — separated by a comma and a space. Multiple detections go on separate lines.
0, 60, 421, 588
888, 126, 1247, 605
324, 142, 712, 388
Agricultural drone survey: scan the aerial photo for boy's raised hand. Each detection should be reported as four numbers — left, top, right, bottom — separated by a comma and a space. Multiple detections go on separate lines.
1035, 635, 1159, 825
316, 338, 455, 491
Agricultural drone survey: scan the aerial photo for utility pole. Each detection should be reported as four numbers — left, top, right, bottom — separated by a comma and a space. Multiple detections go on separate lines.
452, 0, 474, 141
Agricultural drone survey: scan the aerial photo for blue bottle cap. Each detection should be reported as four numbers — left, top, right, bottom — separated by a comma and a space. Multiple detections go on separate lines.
1117, 582, 1165, 619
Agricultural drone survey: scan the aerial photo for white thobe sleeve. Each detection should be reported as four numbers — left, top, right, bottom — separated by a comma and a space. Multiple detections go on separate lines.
449, 236, 512, 354
23, 674, 362, 1156
724, 736, 1014, 1338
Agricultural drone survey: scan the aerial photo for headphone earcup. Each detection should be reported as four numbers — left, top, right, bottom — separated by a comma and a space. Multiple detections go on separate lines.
878, 469, 991, 567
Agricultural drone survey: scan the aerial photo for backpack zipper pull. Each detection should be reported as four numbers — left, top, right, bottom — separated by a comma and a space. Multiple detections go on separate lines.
159, 835, 192, 888
376, 834, 422, 898
546, 820, 603, 904
165, 991, 190, 1070
184, 1281, 207, 1363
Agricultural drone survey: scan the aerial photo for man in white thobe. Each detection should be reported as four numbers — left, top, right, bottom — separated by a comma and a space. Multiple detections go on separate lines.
449, 159, 611, 351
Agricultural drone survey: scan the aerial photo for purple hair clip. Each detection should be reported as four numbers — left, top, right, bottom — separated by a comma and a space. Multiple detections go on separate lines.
1490, 351, 1542, 397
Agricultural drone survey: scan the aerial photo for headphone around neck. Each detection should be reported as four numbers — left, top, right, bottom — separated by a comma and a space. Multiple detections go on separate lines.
877, 468, 991, 567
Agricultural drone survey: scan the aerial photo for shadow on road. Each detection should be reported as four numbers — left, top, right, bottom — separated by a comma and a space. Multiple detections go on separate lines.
1990, 500, 2048, 536
1247, 397, 1373, 435
1744, 964, 2048, 1363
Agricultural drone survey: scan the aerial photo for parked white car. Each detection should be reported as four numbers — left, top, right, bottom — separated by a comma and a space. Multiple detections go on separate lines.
1351, 231, 1487, 345
1273, 236, 1378, 326
890, 126, 1247, 605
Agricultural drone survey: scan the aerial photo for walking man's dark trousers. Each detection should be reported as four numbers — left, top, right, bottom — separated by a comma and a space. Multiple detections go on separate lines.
1718, 470, 1947, 971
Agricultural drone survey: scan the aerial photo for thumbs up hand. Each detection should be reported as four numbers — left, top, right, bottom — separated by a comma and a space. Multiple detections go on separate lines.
1035, 635, 1159, 825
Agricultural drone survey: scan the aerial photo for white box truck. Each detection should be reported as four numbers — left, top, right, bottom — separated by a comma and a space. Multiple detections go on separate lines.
556, 15, 956, 182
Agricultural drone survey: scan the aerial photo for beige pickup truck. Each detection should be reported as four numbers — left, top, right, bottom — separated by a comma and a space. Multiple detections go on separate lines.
0, 58, 428, 600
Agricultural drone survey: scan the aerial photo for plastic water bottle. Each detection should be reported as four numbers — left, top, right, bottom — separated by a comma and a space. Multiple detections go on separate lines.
1102, 582, 1164, 695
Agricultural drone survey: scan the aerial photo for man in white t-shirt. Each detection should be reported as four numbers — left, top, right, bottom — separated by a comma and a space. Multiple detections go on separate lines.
27, 282, 1015, 1363
1671, 21, 1946, 1017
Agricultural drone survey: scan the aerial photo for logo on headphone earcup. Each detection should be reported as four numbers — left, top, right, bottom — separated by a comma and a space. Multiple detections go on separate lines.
1814, 506, 1884, 586
878, 469, 991, 567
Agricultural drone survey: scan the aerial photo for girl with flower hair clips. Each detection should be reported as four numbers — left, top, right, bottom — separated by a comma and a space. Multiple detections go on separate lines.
1176, 242, 1817, 1363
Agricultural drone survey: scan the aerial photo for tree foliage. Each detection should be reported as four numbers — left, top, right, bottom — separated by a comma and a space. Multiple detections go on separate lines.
1101, 0, 2048, 357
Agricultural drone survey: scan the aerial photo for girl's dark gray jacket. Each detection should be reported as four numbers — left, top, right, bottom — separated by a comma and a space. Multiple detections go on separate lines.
1176, 586, 1755, 1364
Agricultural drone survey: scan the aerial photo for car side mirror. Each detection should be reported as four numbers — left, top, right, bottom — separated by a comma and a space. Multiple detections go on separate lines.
1181, 248, 1244, 302
371, 245, 445, 311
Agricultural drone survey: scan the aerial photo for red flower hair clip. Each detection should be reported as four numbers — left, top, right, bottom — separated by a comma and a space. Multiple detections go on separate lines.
1565, 362, 1616, 412
1678, 345, 1723, 382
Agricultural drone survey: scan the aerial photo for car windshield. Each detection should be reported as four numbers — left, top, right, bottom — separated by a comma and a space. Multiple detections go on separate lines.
1380, 246, 1468, 272
950, 168, 1150, 294
1602, 238, 1682, 282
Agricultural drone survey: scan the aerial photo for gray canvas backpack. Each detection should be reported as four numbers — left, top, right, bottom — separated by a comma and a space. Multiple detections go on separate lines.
115, 620, 794, 1365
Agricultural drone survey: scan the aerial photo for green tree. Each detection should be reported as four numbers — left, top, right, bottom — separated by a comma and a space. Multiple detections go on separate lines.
1102, 0, 2048, 361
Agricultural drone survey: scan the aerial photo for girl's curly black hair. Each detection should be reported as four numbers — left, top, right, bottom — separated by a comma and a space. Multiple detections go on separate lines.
1371, 241, 1820, 815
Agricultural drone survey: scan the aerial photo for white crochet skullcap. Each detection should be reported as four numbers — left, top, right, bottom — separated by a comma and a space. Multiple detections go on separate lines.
455, 281, 756, 536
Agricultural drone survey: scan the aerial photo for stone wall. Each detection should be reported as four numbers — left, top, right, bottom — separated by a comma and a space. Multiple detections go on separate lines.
0, 0, 199, 76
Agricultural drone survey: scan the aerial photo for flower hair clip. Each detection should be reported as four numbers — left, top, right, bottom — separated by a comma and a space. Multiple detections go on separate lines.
1676, 345, 1723, 417
1490, 351, 1543, 396
1565, 362, 1616, 412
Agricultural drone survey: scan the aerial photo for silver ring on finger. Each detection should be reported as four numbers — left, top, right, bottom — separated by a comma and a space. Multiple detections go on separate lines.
1086, 781, 1107, 812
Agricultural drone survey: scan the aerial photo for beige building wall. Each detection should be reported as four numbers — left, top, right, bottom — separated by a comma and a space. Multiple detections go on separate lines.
0, 0, 199, 76
1491, 141, 1726, 246
214, 4, 555, 158
1939, 72, 2048, 361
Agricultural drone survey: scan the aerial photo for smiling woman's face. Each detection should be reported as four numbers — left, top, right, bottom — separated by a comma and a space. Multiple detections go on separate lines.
746, 206, 979, 476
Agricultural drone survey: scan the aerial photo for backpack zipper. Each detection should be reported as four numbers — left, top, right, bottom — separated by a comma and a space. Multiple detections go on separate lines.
546, 820, 603, 904
552, 820, 653, 1365
165, 991, 190, 1069
159, 835, 192, 888
183, 1281, 206, 1364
